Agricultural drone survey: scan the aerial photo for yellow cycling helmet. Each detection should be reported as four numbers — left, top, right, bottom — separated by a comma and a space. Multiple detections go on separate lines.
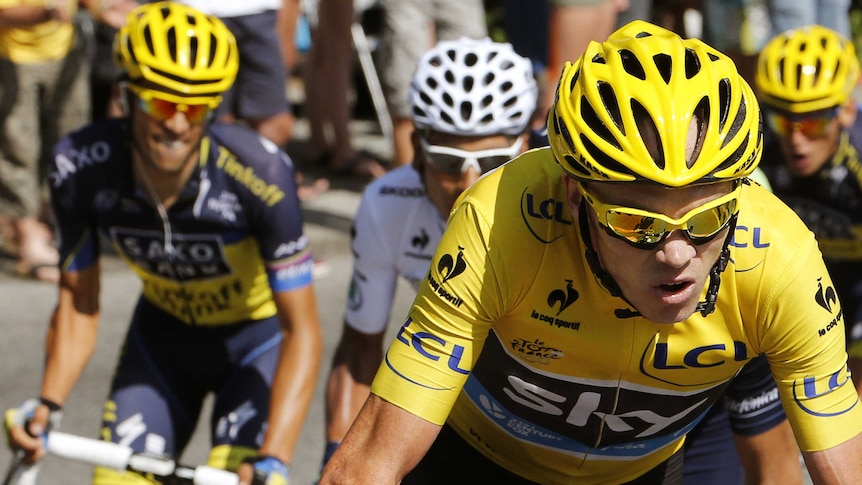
756, 25, 860, 114
114, 2, 239, 103
548, 20, 762, 187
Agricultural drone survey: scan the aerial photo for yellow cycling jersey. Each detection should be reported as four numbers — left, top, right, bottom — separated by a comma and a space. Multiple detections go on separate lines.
372, 148, 862, 484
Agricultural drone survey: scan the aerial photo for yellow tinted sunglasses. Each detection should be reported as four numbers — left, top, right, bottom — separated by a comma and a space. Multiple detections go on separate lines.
124, 83, 220, 124
579, 183, 741, 249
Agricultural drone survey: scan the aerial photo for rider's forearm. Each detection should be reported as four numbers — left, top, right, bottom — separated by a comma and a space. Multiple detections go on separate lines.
259, 290, 322, 462
40, 271, 101, 406
325, 360, 375, 442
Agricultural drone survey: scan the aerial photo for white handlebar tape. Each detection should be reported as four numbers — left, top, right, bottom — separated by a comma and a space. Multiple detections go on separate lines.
46, 432, 133, 471
191, 466, 240, 485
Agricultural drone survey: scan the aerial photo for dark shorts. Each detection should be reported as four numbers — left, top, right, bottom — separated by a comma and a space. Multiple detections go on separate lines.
218, 10, 291, 120
401, 424, 684, 485
99, 297, 281, 458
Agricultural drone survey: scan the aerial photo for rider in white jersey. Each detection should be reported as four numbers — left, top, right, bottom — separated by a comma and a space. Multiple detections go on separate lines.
322, 36, 536, 465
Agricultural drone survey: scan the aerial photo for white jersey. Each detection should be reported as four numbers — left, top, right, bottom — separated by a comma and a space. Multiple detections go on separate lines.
175, 0, 282, 18
345, 165, 446, 334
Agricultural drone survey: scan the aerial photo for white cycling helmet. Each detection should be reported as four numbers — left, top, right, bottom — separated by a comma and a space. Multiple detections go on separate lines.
410, 37, 538, 136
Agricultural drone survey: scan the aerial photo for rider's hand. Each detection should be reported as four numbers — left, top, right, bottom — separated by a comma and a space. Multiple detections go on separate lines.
4, 398, 62, 465
239, 455, 290, 485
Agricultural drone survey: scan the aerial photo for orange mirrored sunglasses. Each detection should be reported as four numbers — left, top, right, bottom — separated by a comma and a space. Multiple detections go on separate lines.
765, 107, 840, 138
125, 83, 215, 124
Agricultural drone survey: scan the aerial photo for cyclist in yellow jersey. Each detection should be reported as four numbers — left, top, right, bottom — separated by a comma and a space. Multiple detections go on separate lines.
755, 25, 862, 396
320, 20, 862, 485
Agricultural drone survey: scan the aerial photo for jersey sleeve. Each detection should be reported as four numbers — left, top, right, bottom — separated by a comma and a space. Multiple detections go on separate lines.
343, 192, 400, 334
370, 198, 500, 425
723, 355, 786, 437
248, 149, 313, 293
50, 134, 100, 272
756, 235, 862, 451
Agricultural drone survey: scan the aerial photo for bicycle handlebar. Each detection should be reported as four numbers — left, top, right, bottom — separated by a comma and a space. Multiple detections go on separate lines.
5, 431, 239, 485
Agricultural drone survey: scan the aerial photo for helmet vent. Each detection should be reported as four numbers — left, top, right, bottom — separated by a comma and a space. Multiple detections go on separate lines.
189, 36, 199, 68
653, 53, 672, 84
684, 48, 701, 79
581, 133, 635, 176
460, 101, 473, 120
717, 78, 731, 132
689, 99, 708, 168
564, 155, 591, 177
581, 93, 621, 150
208, 34, 218, 68
569, 67, 580, 92
143, 27, 155, 57
442, 92, 454, 108
166, 27, 177, 62
481, 94, 492, 109
723, 96, 747, 149
631, 100, 664, 169
465, 52, 478, 67
619, 49, 646, 80
554, 110, 575, 151
597, 81, 623, 134
463, 75, 474, 93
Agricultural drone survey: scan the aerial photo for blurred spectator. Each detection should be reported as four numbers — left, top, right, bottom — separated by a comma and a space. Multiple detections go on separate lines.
379, 0, 487, 167
303, 0, 385, 179
544, 0, 629, 118
768, 0, 851, 38
176, 0, 296, 148
0, 0, 91, 282
81, 0, 139, 119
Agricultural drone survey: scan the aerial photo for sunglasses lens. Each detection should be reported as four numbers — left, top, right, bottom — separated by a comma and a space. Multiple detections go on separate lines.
139, 97, 211, 123
605, 212, 667, 246
767, 111, 834, 138
477, 155, 513, 173
685, 198, 737, 239
426, 152, 470, 174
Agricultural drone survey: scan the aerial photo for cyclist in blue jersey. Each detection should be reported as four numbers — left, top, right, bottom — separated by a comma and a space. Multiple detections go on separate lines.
756, 25, 862, 396
320, 36, 802, 484
4, 3, 321, 484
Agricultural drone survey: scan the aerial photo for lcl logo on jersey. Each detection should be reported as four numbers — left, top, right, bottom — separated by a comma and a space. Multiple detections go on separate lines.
730, 225, 770, 248
791, 364, 857, 417
530, 280, 580, 331
520, 187, 571, 244
639, 332, 748, 386
385, 317, 469, 390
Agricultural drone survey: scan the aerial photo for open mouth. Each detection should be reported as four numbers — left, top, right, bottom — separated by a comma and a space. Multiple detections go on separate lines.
659, 282, 688, 292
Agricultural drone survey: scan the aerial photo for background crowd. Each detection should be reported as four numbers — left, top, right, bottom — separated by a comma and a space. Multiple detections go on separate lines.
1, 0, 862, 285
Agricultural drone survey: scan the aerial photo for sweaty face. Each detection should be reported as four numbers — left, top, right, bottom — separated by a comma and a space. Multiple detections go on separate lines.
415, 131, 525, 219
128, 84, 211, 175
566, 178, 733, 323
